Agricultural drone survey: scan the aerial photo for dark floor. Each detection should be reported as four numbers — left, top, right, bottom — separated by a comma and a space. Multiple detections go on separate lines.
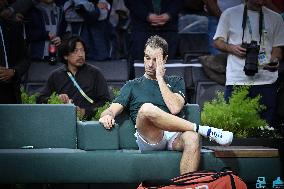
0, 184, 139, 189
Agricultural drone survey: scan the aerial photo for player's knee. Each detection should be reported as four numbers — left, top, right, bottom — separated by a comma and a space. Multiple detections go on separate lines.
138, 103, 156, 119
181, 131, 200, 151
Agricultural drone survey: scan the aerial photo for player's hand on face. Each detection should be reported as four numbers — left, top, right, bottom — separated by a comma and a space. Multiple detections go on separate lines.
155, 50, 166, 79
99, 115, 115, 130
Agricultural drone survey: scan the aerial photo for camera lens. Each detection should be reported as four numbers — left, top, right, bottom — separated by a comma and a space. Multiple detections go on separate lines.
243, 41, 259, 76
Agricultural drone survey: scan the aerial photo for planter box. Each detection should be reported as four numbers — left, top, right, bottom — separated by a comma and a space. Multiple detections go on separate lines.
202, 137, 282, 148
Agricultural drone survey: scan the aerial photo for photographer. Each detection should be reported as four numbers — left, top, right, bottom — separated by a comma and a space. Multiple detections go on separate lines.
213, 0, 284, 127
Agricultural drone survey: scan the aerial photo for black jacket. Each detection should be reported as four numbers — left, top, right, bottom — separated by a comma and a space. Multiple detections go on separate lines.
25, 5, 67, 60
125, 0, 183, 32
0, 19, 30, 103
37, 64, 110, 119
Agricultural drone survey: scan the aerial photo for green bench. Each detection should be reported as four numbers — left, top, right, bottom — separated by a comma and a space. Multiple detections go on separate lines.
0, 104, 281, 184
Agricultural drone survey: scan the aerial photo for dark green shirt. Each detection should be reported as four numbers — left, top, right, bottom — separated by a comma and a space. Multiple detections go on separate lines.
113, 75, 186, 123
152, 0, 161, 14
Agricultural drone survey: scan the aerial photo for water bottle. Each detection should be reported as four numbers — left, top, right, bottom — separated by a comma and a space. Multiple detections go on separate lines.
48, 40, 57, 65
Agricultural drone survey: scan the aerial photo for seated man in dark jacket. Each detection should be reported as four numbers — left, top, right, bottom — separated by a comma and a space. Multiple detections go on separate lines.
37, 36, 110, 119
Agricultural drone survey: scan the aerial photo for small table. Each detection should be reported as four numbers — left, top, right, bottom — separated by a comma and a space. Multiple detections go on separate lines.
203, 146, 279, 158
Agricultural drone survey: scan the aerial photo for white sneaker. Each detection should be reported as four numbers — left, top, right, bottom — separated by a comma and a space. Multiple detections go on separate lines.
208, 128, 233, 146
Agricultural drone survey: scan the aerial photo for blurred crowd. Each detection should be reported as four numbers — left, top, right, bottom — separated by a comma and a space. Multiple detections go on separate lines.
1, 0, 284, 128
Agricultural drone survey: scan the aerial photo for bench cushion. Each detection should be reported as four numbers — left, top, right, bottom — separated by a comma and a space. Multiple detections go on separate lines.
77, 121, 119, 150
184, 104, 200, 124
116, 111, 138, 149
0, 104, 77, 149
0, 149, 181, 183
0, 149, 280, 183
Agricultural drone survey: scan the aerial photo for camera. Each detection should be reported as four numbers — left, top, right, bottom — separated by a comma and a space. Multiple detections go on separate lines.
242, 40, 260, 76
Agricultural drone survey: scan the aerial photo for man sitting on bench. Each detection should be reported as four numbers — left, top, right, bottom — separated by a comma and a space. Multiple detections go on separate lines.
99, 35, 233, 174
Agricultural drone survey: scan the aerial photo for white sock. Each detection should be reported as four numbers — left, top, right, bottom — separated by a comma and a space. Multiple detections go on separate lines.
193, 123, 198, 132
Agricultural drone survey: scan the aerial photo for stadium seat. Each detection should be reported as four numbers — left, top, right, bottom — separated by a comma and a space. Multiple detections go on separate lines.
23, 62, 64, 94
195, 81, 225, 109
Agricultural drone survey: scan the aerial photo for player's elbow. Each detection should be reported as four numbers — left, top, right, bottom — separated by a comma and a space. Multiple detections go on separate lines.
169, 106, 183, 115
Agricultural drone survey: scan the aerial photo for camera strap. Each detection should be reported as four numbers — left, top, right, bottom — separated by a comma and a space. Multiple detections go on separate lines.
241, 4, 264, 45
0, 25, 9, 68
67, 71, 94, 104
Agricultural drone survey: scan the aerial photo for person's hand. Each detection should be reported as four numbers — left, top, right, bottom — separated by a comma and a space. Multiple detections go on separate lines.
227, 44, 246, 58
155, 13, 170, 25
97, 2, 109, 10
148, 13, 160, 24
48, 32, 55, 39
155, 50, 166, 80
51, 36, 61, 46
263, 61, 279, 72
58, 94, 70, 104
15, 13, 24, 22
149, 13, 170, 26
99, 115, 115, 130
0, 8, 13, 20
0, 67, 15, 82
76, 107, 86, 118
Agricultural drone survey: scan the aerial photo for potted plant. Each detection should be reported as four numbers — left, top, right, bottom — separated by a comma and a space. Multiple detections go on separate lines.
21, 87, 121, 121
201, 85, 282, 147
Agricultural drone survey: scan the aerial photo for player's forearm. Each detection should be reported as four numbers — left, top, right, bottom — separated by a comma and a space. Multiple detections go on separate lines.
100, 103, 123, 118
157, 78, 184, 115
100, 108, 115, 118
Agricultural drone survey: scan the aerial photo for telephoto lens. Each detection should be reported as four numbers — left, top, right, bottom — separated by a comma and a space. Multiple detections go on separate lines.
243, 41, 260, 76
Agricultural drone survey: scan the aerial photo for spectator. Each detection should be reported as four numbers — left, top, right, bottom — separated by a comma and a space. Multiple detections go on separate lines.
37, 36, 110, 119
0, 0, 68, 19
203, 0, 244, 54
264, 0, 284, 16
24, 0, 67, 61
178, 0, 208, 33
0, 0, 30, 104
214, 0, 284, 127
125, 0, 183, 61
99, 35, 233, 174
109, 0, 130, 59
63, 0, 112, 61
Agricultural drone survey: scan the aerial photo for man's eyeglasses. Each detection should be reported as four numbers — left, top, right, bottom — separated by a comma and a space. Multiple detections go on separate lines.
72, 48, 85, 54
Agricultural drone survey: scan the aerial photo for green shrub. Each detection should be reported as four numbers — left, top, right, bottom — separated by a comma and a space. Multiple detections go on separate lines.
20, 87, 38, 104
47, 92, 63, 104
92, 102, 111, 121
21, 88, 62, 104
201, 85, 267, 138
21, 87, 121, 121
90, 87, 120, 121
112, 87, 120, 98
